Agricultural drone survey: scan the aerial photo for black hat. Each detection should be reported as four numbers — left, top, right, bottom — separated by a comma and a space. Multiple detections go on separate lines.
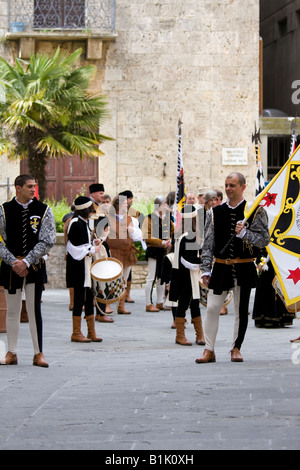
119, 190, 134, 198
74, 196, 93, 210
204, 190, 217, 203
89, 183, 105, 194
181, 204, 197, 218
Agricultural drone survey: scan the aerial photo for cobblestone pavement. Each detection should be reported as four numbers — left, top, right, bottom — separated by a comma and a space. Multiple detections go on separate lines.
0, 288, 299, 451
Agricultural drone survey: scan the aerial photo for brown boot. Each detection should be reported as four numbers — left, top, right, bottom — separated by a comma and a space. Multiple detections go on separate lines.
33, 352, 49, 368
69, 288, 74, 311
0, 351, 18, 365
231, 347, 243, 362
195, 349, 216, 364
117, 290, 131, 314
192, 316, 206, 345
175, 317, 192, 346
85, 315, 103, 342
20, 300, 29, 323
71, 316, 91, 343
125, 281, 135, 303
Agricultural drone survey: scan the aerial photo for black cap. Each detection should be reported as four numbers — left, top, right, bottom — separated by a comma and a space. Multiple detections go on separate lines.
119, 190, 134, 198
89, 183, 104, 193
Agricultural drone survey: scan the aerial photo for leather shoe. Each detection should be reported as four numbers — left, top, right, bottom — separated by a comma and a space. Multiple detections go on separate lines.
156, 303, 165, 310
33, 353, 49, 368
146, 304, 160, 312
0, 351, 18, 365
96, 314, 114, 323
231, 347, 243, 362
195, 349, 216, 364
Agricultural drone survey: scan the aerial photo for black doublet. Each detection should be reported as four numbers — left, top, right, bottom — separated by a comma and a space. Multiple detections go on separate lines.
209, 201, 259, 294
66, 216, 91, 288
0, 198, 47, 293
169, 235, 201, 302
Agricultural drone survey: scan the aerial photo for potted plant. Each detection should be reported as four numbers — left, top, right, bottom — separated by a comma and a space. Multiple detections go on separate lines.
10, 22, 24, 32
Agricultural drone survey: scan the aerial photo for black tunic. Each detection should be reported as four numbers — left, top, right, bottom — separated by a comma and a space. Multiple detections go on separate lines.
66, 217, 92, 288
209, 201, 260, 294
169, 234, 201, 302
0, 198, 48, 293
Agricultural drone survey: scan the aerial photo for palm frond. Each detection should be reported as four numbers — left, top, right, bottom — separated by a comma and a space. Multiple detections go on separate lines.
36, 135, 72, 158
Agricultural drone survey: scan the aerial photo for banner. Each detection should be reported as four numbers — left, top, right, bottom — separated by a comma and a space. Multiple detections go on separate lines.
250, 144, 300, 307
174, 120, 185, 228
255, 143, 265, 196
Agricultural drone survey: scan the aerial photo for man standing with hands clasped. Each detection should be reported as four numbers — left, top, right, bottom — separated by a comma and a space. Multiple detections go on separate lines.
0, 175, 56, 367
195, 172, 270, 364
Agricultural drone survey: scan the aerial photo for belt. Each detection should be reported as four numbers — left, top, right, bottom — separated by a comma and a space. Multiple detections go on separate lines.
215, 257, 254, 265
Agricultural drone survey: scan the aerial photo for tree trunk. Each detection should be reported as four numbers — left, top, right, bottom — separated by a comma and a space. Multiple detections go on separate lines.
25, 128, 48, 201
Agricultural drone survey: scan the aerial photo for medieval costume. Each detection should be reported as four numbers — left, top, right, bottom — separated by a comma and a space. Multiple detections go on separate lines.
169, 204, 205, 346
92, 215, 114, 323
142, 196, 174, 312
66, 196, 102, 343
161, 251, 177, 328
196, 198, 270, 363
107, 196, 142, 314
0, 189, 56, 367
252, 251, 295, 328
118, 190, 145, 304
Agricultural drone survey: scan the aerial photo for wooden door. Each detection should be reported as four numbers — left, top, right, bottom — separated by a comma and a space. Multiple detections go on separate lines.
20, 155, 98, 203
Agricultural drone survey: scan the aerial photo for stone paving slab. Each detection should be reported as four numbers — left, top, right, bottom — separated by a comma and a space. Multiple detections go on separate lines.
0, 287, 299, 451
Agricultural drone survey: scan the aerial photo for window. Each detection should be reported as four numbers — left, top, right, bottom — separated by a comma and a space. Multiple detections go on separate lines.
267, 135, 298, 180
278, 17, 288, 37
34, 0, 85, 30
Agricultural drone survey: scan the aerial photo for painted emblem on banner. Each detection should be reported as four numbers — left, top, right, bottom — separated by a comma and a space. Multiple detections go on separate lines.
269, 163, 300, 257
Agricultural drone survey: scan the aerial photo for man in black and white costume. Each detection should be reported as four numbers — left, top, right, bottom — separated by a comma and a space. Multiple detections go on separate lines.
0, 175, 56, 367
195, 172, 270, 364
66, 196, 103, 343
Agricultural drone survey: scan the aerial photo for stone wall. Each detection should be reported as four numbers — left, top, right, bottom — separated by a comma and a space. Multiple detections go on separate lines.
0, 0, 261, 204
99, 0, 261, 201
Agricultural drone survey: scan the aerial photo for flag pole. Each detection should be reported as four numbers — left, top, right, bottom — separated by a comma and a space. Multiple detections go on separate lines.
174, 118, 185, 229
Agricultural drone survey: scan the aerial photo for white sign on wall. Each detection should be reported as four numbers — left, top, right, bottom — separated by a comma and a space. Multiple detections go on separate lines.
222, 148, 248, 165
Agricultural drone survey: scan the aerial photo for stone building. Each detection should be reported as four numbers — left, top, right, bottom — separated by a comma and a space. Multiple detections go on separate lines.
0, 0, 261, 204
260, 0, 300, 183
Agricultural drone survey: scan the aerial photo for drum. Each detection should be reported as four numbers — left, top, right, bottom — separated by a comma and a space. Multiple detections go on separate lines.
91, 258, 126, 305
272, 276, 300, 314
199, 278, 233, 308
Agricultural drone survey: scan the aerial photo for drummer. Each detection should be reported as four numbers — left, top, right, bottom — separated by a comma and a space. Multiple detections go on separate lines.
93, 216, 114, 323
66, 196, 103, 343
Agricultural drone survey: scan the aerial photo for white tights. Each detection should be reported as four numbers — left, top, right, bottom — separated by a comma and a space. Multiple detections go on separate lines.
4, 284, 43, 356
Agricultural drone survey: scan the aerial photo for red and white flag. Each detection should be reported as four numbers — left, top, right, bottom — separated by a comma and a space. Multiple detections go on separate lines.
245, 144, 300, 308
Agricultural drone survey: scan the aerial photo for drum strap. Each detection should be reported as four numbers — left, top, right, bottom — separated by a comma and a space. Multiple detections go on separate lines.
215, 257, 254, 265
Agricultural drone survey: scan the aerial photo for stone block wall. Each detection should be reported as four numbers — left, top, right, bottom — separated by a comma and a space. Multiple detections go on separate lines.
99, 0, 261, 201
0, 0, 261, 206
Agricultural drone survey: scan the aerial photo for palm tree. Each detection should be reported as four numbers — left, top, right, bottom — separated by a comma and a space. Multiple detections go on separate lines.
0, 47, 111, 200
